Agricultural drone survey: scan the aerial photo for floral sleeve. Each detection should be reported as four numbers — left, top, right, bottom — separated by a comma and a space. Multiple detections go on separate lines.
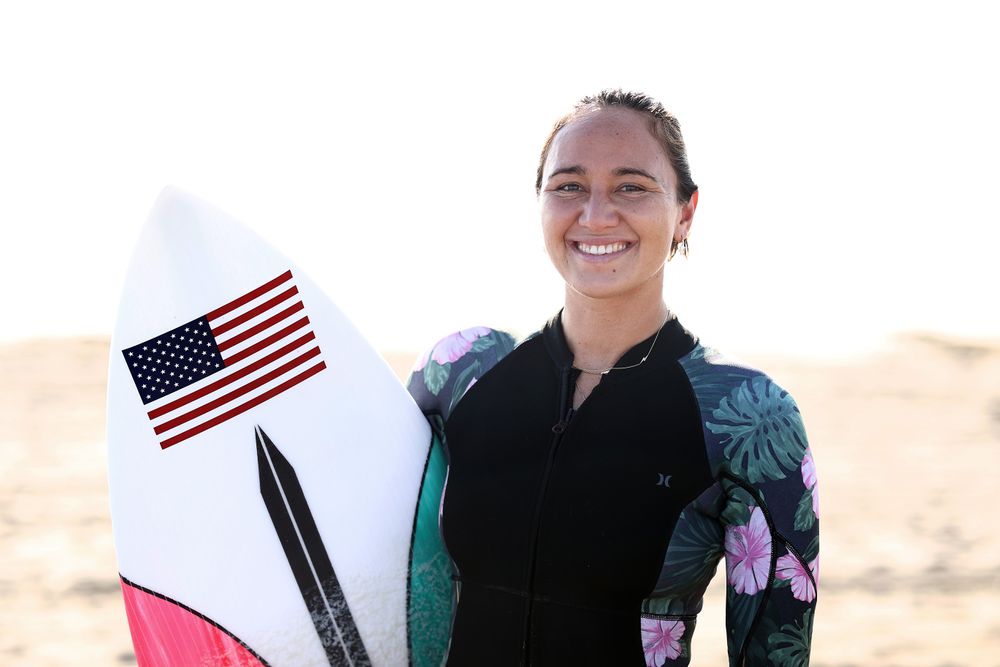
404, 327, 516, 667
678, 345, 819, 666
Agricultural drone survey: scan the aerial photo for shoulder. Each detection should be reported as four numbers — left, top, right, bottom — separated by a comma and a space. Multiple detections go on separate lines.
406, 326, 518, 421
676, 343, 810, 485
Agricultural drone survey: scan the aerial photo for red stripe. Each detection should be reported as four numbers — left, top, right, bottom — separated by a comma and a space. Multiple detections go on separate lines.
211, 285, 299, 337
215, 301, 304, 353
153, 347, 321, 434
146, 332, 317, 420
205, 270, 293, 322
223, 317, 310, 366
160, 361, 326, 449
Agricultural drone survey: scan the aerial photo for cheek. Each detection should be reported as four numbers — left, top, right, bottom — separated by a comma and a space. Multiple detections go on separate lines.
540, 212, 567, 249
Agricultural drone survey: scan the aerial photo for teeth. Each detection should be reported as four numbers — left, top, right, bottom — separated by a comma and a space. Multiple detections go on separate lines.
576, 242, 629, 255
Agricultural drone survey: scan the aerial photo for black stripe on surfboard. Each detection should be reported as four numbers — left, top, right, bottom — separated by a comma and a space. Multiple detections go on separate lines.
255, 426, 370, 667
119, 574, 272, 666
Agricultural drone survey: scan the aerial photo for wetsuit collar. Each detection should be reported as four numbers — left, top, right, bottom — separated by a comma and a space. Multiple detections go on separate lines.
541, 309, 698, 374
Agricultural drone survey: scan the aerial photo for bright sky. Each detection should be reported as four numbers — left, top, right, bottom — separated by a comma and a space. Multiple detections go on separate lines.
2, 1, 997, 359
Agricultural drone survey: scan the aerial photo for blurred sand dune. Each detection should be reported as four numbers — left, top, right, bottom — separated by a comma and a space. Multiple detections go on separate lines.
1, 336, 998, 666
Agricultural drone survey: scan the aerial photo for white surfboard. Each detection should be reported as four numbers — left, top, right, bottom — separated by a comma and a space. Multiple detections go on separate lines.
107, 188, 437, 666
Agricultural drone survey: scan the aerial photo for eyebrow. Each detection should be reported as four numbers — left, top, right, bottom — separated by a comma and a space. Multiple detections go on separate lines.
547, 165, 662, 183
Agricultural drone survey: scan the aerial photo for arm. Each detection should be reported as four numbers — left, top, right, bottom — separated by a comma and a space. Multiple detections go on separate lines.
714, 382, 818, 666
677, 347, 819, 666
404, 327, 517, 667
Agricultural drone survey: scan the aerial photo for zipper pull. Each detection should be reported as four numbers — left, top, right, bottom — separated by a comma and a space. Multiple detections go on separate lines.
551, 408, 574, 434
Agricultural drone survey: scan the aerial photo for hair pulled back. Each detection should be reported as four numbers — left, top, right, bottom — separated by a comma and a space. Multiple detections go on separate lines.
535, 89, 698, 204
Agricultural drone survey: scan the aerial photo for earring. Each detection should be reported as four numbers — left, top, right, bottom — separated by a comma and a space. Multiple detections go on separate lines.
670, 238, 690, 260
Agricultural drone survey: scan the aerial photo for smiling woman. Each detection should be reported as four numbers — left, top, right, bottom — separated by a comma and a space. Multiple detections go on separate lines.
404, 90, 819, 666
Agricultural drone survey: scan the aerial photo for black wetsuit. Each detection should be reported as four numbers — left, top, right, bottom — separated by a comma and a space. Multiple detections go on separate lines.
405, 314, 819, 666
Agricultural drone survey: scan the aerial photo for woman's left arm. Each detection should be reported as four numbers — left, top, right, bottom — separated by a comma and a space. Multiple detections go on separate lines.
716, 384, 819, 666
677, 347, 819, 666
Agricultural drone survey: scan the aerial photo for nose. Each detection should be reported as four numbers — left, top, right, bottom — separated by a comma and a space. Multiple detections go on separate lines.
578, 191, 619, 231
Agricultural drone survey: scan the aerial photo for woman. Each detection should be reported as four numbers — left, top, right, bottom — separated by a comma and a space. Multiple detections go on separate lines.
406, 90, 819, 666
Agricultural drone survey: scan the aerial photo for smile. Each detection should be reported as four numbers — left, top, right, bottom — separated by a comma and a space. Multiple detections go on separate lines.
574, 241, 632, 256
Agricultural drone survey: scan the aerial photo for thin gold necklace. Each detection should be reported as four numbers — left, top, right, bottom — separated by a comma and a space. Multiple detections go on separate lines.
573, 316, 670, 376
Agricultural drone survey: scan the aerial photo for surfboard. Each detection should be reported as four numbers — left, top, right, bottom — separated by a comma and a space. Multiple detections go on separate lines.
107, 188, 439, 666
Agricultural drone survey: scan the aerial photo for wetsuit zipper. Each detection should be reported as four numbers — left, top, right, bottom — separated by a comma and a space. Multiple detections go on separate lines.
520, 366, 575, 665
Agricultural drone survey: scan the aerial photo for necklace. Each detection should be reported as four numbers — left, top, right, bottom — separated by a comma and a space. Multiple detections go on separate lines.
572, 316, 670, 376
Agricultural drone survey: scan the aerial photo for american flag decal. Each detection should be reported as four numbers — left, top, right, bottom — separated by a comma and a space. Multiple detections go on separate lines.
122, 270, 326, 449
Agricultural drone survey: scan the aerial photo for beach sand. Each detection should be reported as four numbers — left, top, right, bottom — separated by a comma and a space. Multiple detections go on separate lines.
1, 336, 998, 666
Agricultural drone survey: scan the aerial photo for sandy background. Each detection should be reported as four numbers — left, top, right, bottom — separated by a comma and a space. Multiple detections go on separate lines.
1, 335, 998, 666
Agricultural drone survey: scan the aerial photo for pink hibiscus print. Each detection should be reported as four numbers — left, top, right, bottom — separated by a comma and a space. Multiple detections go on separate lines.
775, 549, 819, 603
641, 617, 685, 666
725, 506, 772, 595
801, 448, 819, 519
414, 326, 492, 371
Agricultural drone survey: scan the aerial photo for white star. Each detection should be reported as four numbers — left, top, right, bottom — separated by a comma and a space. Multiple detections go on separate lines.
170, 353, 175, 357
157, 340, 162, 344
160, 388, 165, 393
170, 334, 176, 338
173, 382, 179, 387
132, 363, 137, 367
145, 394, 150, 399
201, 370, 206, 374
185, 327, 190, 332
128, 351, 133, 356
138, 354, 143, 359
142, 365, 147, 370
184, 347, 189, 351
141, 384, 146, 389
169, 372, 174, 376
142, 346, 148, 351
214, 363, 220, 368
210, 353, 216, 357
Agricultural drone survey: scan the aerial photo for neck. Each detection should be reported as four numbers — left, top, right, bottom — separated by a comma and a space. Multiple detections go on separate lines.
561, 278, 669, 371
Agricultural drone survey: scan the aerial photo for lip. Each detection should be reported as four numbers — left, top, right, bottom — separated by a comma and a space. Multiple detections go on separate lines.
569, 240, 636, 261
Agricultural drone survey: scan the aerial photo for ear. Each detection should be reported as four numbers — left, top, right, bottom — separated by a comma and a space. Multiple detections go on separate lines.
675, 190, 698, 240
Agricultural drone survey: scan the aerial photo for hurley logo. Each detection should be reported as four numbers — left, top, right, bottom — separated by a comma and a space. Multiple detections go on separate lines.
656, 473, 672, 488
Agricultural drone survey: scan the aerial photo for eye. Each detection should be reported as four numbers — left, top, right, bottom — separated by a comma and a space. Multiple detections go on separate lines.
554, 182, 583, 192
619, 183, 646, 193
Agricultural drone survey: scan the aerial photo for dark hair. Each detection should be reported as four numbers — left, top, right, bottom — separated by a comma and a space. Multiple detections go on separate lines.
534, 89, 698, 204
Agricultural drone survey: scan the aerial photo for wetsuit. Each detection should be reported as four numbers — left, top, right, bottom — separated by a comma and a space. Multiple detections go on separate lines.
405, 314, 819, 667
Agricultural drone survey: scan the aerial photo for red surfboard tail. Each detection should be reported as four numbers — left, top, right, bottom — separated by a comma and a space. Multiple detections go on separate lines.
120, 575, 269, 667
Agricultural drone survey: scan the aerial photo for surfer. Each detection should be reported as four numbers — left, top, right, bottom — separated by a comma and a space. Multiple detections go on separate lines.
407, 90, 818, 666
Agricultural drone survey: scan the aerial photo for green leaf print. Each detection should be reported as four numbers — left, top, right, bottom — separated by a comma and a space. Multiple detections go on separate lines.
650, 507, 725, 599
767, 609, 813, 667
802, 534, 819, 563
423, 360, 451, 396
448, 360, 482, 416
726, 585, 762, 659
678, 346, 753, 423
707, 376, 807, 483
793, 487, 816, 532
470, 335, 496, 353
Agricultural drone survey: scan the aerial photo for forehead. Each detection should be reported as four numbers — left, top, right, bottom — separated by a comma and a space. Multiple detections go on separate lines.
545, 107, 673, 178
